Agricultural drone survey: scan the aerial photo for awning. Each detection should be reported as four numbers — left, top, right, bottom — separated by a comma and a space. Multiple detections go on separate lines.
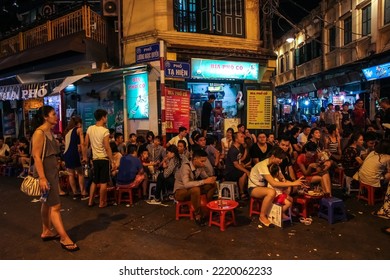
51, 74, 89, 95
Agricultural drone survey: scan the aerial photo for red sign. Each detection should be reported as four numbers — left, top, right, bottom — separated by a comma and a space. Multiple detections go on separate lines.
164, 88, 190, 133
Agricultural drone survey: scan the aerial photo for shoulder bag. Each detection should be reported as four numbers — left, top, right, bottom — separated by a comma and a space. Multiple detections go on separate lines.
20, 133, 47, 196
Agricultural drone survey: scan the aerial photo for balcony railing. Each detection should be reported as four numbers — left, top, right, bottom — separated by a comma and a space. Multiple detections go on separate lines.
0, 5, 106, 58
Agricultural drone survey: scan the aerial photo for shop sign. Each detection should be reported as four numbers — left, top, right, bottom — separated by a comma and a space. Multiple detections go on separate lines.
135, 43, 160, 63
247, 90, 272, 129
191, 58, 259, 80
164, 60, 190, 79
362, 62, 390, 81
125, 72, 149, 119
164, 87, 190, 133
0, 82, 60, 101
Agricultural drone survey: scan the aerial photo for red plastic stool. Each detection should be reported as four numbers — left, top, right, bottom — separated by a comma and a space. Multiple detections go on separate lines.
249, 197, 263, 217
175, 200, 194, 220
293, 196, 309, 218
116, 183, 142, 205
357, 182, 384, 206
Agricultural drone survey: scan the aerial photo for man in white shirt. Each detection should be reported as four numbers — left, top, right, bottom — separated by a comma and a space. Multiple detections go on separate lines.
0, 137, 10, 163
166, 126, 188, 148
85, 109, 116, 208
297, 125, 310, 147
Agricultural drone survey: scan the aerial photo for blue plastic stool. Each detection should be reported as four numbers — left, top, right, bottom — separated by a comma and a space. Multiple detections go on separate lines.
318, 197, 347, 224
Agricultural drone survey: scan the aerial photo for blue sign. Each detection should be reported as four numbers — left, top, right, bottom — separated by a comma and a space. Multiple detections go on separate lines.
362, 62, 390, 81
125, 72, 149, 119
135, 43, 160, 63
164, 60, 191, 78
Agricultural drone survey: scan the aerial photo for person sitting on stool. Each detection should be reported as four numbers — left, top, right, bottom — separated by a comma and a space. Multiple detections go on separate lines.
173, 149, 217, 226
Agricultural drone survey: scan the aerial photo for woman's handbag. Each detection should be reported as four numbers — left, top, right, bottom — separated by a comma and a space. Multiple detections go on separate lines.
20, 135, 46, 196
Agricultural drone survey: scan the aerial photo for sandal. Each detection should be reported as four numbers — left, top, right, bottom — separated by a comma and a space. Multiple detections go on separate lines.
240, 193, 248, 200
60, 242, 80, 252
371, 211, 390, 220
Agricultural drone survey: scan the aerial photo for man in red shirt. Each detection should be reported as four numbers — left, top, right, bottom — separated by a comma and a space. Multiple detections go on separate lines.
293, 141, 332, 196
352, 99, 371, 133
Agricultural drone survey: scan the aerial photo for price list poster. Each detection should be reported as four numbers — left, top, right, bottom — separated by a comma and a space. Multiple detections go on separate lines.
164, 88, 190, 133
246, 90, 272, 129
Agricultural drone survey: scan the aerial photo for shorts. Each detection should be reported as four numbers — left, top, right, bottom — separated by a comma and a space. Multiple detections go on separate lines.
92, 159, 110, 184
274, 193, 287, 205
224, 169, 244, 182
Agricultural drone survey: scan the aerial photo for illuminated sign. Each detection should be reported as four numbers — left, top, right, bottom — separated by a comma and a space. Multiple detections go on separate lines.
125, 72, 149, 119
0, 81, 61, 101
247, 90, 272, 129
191, 58, 259, 80
362, 62, 390, 81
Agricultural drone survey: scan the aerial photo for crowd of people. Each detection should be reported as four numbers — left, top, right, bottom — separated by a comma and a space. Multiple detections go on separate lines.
1, 97, 389, 252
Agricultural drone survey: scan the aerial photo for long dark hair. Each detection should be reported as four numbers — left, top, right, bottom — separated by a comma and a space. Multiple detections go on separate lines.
31, 105, 54, 133
64, 115, 82, 136
344, 132, 363, 151
166, 144, 182, 168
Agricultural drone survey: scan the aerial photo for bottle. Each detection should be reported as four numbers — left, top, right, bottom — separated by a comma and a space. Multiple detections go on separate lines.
40, 184, 50, 203
83, 164, 90, 177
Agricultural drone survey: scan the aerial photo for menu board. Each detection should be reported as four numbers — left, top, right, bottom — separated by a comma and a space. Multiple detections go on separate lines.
164, 88, 190, 133
247, 90, 272, 129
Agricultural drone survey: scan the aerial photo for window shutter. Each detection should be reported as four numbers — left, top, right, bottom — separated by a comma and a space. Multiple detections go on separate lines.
198, 0, 211, 33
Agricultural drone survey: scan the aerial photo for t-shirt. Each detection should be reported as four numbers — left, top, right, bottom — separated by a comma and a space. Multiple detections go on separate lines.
86, 125, 109, 160
341, 146, 360, 177
224, 145, 244, 176
168, 135, 188, 147
250, 143, 272, 162
116, 155, 143, 185
248, 158, 270, 189
297, 132, 308, 145
358, 151, 390, 188
294, 153, 317, 178
352, 108, 367, 129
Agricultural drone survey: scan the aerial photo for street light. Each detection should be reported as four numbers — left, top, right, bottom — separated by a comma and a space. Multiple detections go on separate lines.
286, 37, 294, 43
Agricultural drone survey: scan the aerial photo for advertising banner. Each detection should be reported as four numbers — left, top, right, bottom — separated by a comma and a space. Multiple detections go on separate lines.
191, 58, 259, 80
247, 90, 272, 129
125, 72, 149, 119
362, 62, 390, 81
164, 87, 190, 133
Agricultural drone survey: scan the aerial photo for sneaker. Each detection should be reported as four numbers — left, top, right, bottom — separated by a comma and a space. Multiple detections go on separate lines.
146, 199, 161, 205
80, 195, 89, 201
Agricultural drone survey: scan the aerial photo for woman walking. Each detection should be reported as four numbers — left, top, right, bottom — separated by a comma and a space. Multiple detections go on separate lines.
63, 116, 88, 199
32, 105, 79, 251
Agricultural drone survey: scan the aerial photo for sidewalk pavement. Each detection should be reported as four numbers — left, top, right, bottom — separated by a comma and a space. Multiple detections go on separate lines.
0, 176, 389, 260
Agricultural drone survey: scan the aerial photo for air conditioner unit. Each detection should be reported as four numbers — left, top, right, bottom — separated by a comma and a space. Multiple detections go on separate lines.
102, 0, 118, 17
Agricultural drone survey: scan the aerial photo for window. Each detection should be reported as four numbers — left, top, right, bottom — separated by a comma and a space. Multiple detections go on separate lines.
285, 52, 290, 71
344, 16, 352, 45
385, 0, 390, 25
329, 26, 336, 51
294, 37, 321, 66
362, 4, 371, 36
279, 56, 285, 73
174, 0, 245, 37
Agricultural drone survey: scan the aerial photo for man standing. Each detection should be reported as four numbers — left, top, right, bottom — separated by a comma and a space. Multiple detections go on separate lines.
174, 149, 217, 226
166, 126, 188, 148
224, 131, 250, 200
351, 99, 370, 133
201, 94, 216, 137
324, 103, 336, 126
85, 109, 116, 208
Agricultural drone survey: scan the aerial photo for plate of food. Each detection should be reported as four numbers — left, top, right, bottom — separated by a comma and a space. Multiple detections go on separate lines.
307, 190, 323, 197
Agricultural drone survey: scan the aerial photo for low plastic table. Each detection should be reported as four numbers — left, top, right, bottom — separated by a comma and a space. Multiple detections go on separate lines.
207, 199, 239, 231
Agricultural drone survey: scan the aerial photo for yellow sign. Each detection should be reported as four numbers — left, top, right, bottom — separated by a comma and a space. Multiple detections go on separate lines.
247, 90, 272, 129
